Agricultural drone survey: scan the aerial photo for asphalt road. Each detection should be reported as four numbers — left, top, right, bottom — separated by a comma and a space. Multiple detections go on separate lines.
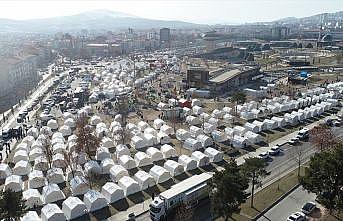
257, 186, 317, 221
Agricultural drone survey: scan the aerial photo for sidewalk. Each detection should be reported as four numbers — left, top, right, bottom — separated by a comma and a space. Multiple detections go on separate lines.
235, 114, 334, 166
106, 199, 152, 221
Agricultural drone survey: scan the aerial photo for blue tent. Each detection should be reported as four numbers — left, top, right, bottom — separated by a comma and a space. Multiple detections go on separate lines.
299, 71, 308, 78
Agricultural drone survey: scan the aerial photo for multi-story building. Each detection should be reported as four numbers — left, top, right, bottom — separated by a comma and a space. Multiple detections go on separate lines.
160, 28, 171, 46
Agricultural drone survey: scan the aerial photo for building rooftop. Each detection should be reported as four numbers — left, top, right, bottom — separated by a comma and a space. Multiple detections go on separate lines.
209, 69, 241, 84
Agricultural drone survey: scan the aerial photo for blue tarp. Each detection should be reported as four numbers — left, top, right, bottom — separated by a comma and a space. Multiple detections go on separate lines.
299, 71, 308, 78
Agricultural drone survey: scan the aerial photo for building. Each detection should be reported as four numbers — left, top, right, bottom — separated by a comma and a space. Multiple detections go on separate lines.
186, 67, 210, 88
271, 26, 290, 40
0, 54, 39, 112
160, 28, 171, 46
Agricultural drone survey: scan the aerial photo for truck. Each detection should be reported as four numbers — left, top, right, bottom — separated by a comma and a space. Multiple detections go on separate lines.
149, 173, 213, 221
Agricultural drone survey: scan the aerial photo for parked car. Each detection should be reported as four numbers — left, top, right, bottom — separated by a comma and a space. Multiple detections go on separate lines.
127, 213, 136, 221
268, 145, 281, 156
288, 137, 299, 145
297, 128, 309, 140
302, 202, 316, 215
287, 212, 306, 221
258, 152, 269, 160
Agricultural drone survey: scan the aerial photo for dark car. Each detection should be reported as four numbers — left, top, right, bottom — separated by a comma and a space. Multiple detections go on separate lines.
302, 202, 316, 215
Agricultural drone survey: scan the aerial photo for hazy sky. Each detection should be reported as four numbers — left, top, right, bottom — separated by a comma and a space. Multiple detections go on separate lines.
1, 0, 342, 24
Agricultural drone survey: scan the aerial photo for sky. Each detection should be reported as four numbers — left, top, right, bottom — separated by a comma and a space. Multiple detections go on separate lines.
1, 0, 342, 24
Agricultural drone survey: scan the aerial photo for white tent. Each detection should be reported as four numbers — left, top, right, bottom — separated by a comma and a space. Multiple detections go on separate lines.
29, 148, 43, 162
263, 119, 279, 130
197, 134, 213, 148
16, 142, 29, 152
101, 137, 114, 149
131, 135, 146, 150
4, 175, 23, 192
21, 211, 41, 221
164, 160, 184, 176
62, 196, 87, 220
13, 160, 31, 176
52, 143, 66, 154
157, 132, 171, 144
22, 136, 35, 148
211, 130, 228, 143
244, 131, 263, 145
118, 155, 136, 170
32, 139, 43, 150
70, 176, 89, 196
191, 151, 210, 167
90, 115, 102, 126
143, 133, 158, 146
231, 135, 248, 148
252, 120, 267, 132
208, 117, 219, 127
133, 170, 155, 190
204, 147, 223, 163
13, 150, 28, 164
66, 166, 84, 181
0, 163, 11, 180
64, 118, 76, 128
59, 125, 72, 137
28, 170, 47, 189
47, 168, 65, 184
118, 176, 141, 196
27, 127, 39, 138
52, 153, 66, 169
63, 112, 74, 120
178, 155, 197, 171
212, 109, 224, 119
115, 144, 130, 158
144, 127, 158, 136
186, 116, 201, 125
83, 190, 108, 212
146, 147, 163, 162
41, 204, 66, 221
176, 129, 191, 141
101, 182, 125, 203
271, 116, 287, 128
203, 122, 216, 134
42, 183, 66, 204
191, 99, 201, 107
183, 138, 202, 151
137, 121, 149, 131
200, 112, 211, 121
160, 124, 174, 135
192, 105, 204, 115
40, 126, 53, 137
134, 152, 152, 167
149, 165, 172, 183
153, 119, 165, 130
110, 164, 129, 182
189, 126, 203, 138
284, 113, 299, 126
84, 160, 102, 175
233, 126, 247, 136
96, 147, 111, 161
223, 113, 234, 124
161, 144, 177, 159
244, 122, 260, 133
224, 127, 234, 138
23, 189, 43, 209
101, 158, 115, 174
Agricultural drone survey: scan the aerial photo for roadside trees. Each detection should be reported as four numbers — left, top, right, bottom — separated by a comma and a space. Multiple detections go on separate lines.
231, 91, 247, 115
241, 157, 268, 208
310, 124, 336, 151
209, 160, 249, 221
301, 144, 343, 214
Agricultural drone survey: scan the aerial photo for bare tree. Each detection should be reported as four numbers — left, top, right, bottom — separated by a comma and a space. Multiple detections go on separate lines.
41, 139, 53, 169
175, 202, 193, 221
310, 124, 336, 152
293, 145, 304, 177
75, 116, 101, 159
63, 150, 76, 179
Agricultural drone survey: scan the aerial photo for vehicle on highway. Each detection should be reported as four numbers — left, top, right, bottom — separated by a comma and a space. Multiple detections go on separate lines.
268, 145, 281, 156
288, 137, 299, 145
301, 202, 316, 215
149, 173, 212, 221
287, 212, 306, 221
258, 152, 269, 160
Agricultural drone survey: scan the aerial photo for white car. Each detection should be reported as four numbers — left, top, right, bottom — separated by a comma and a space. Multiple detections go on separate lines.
258, 152, 269, 160
268, 145, 281, 156
288, 137, 299, 145
287, 212, 306, 221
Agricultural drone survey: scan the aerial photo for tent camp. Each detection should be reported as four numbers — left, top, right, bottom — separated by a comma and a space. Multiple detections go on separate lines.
144, 133, 158, 146
203, 122, 216, 134
160, 144, 177, 159
23, 189, 43, 209
21, 211, 41, 221
110, 164, 129, 182
28, 170, 47, 189
13, 160, 31, 176
83, 190, 108, 212
118, 176, 141, 196
131, 136, 146, 150
116, 144, 130, 157
90, 115, 102, 126
47, 168, 65, 184
164, 160, 184, 176
183, 138, 202, 151
244, 122, 260, 133
101, 182, 125, 203
204, 147, 223, 163
70, 176, 89, 196
157, 132, 171, 144
101, 158, 115, 174
244, 131, 263, 145
153, 119, 165, 130
186, 116, 201, 125
176, 129, 191, 141
62, 196, 87, 220
146, 147, 164, 162
252, 120, 267, 132
133, 170, 156, 190
84, 160, 102, 175
96, 147, 111, 161
178, 155, 197, 171
271, 116, 287, 128
189, 126, 203, 138
160, 124, 174, 135
137, 121, 149, 131
101, 137, 114, 149
134, 152, 152, 167
13, 150, 28, 164
211, 130, 228, 143
27, 127, 39, 138
192, 105, 204, 115
52, 153, 66, 169
197, 134, 213, 148
64, 118, 76, 128
144, 127, 158, 136
191, 151, 210, 167
42, 183, 66, 204
59, 125, 72, 137
41, 204, 66, 221
4, 175, 23, 192
233, 126, 247, 136
231, 135, 248, 148
0, 163, 11, 180
149, 165, 172, 183
118, 155, 137, 170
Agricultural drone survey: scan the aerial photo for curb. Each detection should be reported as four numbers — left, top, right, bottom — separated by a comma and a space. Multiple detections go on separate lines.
252, 184, 301, 221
